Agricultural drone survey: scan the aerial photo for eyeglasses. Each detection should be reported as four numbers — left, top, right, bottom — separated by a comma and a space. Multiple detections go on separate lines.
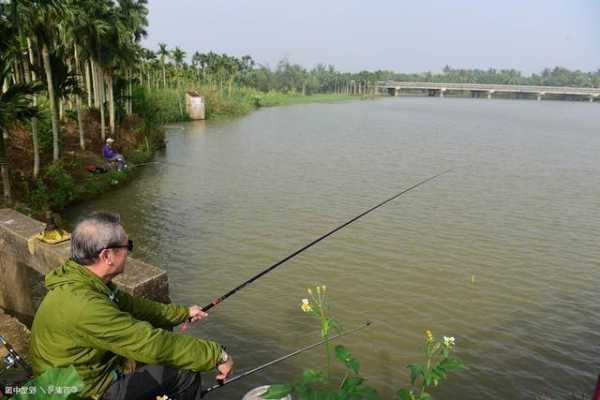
102, 239, 134, 253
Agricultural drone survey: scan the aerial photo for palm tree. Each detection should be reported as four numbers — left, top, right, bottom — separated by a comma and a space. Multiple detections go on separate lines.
84, 0, 114, 141
26, 0, 64, 162
191, 51, 202, 80
0, 52, 41, 204
157, 42, 168, 88
8, 0, 43, 176
140, 48, 155, 88
195, 52, 209, 82
59, 0, 104, 151
171, 46, 185, 88
115, 0, 148, 115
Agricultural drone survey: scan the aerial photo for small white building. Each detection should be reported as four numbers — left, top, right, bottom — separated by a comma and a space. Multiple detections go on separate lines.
185, 91, 205, 120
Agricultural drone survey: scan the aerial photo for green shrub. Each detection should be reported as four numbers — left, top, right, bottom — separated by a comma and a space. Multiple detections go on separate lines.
29, 162, 76, 211
24, 102, 54, 156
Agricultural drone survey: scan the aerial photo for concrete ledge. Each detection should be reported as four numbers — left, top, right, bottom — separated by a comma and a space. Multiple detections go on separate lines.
0, 209, 171, 321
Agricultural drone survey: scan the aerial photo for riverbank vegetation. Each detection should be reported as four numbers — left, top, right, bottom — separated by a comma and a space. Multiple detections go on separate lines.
0, 0, 165, 214
262, 285, 464, 400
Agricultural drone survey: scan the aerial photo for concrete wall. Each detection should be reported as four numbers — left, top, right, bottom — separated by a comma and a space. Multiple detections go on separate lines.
185, 92, 206, 120
0, 209, 172, 324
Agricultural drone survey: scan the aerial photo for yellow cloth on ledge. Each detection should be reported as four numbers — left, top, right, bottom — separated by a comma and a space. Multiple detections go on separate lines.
27, 229, 71, 255
35, 229, 71, 244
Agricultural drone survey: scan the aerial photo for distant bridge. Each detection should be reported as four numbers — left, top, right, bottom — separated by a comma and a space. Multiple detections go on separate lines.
376, 81, 600, 102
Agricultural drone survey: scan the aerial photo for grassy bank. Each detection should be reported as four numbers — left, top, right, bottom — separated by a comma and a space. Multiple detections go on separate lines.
133, 85, 361, 123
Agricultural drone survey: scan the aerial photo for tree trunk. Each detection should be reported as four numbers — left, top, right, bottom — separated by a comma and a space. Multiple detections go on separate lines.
162, 64, 166, 88
128, 79, 133, 115
42, 42, 60, 162
0, 128, 11, 204
13, 59, 23, 85
91, 59, 100, 107
31, 97, 40, 177
84, 60, 91, 107
126, 69, 133, 115
106, 72, 115, 138
98, 64, 106, 140
73, 46, 86, 150
23, 46, 41, 178
86, 60, 92, 107
0, 164, 10, 205
76, 95, 85, 150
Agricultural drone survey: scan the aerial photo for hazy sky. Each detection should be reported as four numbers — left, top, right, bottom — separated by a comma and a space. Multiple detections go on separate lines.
143, 0, 599, 75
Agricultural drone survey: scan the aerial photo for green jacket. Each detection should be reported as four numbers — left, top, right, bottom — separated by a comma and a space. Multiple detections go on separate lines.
30, 260, 221, 399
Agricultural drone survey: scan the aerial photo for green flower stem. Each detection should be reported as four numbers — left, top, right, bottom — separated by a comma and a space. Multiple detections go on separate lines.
420, 356, 431, 396
419, 340, 433, 397
339, 372, 349, 390
319, 307, 331, 378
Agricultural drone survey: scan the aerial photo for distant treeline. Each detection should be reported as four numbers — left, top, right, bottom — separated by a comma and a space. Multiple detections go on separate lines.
388, 66, 600, 88
140, 47, 600, 95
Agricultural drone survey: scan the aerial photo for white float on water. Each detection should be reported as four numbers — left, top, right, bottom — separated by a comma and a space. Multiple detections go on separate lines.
242, 385, 292, 400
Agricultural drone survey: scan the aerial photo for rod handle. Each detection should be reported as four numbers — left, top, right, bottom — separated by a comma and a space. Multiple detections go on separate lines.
186, 298, 219, 323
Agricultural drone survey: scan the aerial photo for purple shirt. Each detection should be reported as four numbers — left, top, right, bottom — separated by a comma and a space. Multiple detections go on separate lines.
103, 144, 116, 159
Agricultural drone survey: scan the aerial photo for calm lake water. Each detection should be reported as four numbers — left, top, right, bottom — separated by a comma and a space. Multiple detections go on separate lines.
66, 97, 600, 399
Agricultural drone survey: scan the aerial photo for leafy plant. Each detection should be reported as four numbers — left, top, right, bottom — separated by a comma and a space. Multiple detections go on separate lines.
396, 331, 464, 400
262, 287, 464, 400
28, 162, 76, 211
262, 285, 381, 400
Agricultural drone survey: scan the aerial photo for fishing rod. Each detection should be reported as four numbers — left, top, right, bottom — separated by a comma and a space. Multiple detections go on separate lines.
201, 321, 372, 397
0, 335, 32, 377
188, 169, 452, 320
131, 160, 190, 168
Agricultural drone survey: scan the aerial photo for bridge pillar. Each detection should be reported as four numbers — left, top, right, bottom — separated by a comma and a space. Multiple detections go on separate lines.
439, 89, 446, 98
537, 93, 544, 101
590, 95, 596, 103
487, 90, 494, 99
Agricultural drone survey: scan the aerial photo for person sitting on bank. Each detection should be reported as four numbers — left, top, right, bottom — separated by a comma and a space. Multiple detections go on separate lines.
30, 212, 233, 400
103, 138, 127, 170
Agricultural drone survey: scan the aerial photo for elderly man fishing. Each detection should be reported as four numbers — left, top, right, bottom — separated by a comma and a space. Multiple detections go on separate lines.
103, 138, 127, 171
30, 212, 233, 400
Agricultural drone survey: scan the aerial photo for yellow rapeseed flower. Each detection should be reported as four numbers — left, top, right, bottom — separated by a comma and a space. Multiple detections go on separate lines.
301, 299, 312, 312
425, 330, 433, 341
